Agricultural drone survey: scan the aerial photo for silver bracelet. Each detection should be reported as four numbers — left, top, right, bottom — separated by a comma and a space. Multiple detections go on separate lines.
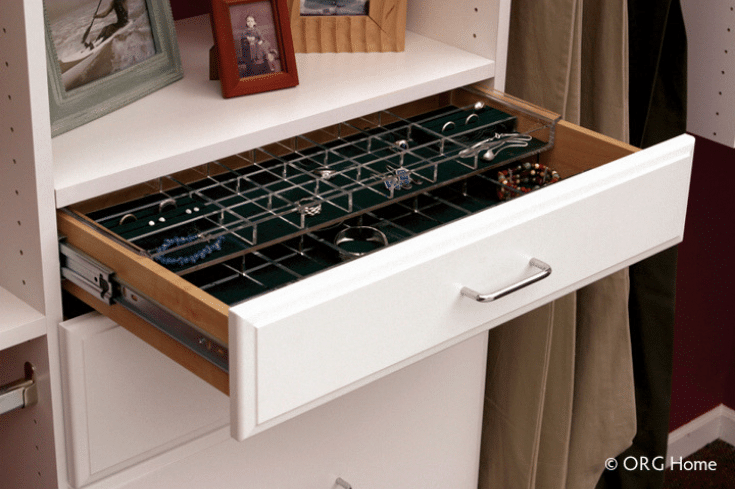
334, 226, 389, 259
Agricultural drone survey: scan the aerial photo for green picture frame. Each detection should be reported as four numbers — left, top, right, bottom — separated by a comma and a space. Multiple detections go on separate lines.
44, 0, 183, 136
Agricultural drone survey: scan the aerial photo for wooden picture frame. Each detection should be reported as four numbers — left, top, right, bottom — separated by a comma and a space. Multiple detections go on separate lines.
211, 0, 299, 98
287, 0, 408, 53
44, 0, 183, 137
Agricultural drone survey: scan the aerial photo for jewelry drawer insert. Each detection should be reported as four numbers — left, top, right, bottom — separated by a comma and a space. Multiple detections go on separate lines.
58, 87, 560, 381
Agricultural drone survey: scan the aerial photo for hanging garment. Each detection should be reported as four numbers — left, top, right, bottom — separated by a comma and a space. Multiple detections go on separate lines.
479, 1, 637, 487
479, 273, 635, 488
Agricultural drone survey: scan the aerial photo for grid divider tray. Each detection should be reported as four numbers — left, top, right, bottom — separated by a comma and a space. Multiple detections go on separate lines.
68, 89, 560, 305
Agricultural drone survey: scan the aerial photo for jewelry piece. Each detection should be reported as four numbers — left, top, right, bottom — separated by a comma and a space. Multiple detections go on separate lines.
312, 167, 337, 180
297, 198, 322, 216
119, 213, 137, 226
334, 226, 389, 260
384, 165, 412, 190
384, 174, 402, 190
158, 198, 177, 213
441, 121, 456, 132
465, 113, 479, 125
458, 133, 532, 158
474, 101, 485, 111
496, 162, 560, 200
395, 167, 412, 189
482, 140, 529, 161
394, 139, 409, 150
153, 234, 226, 267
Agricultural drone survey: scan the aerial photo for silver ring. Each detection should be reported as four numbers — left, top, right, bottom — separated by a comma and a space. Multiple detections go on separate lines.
119, 213, 137, 225
312, 167, 337, 179
395, 139, 409, 150
465, 113, 479, 125
297, 198, 322, 216
334, 226, 389, 259
474, 101, 485, 111
159, 198, 177, 214
441, 121, 456, 132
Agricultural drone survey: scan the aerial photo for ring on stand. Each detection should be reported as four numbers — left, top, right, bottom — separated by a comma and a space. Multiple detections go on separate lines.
119, 213, 137, 225
334, 226, 389, 260
465, 113, 479, 125
442, 121, 456, 132
159, 198, 177, 214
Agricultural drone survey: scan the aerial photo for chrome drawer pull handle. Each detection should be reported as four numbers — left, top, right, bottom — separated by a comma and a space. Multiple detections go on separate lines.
460, 258, 552, 303
0, 362, 38, 416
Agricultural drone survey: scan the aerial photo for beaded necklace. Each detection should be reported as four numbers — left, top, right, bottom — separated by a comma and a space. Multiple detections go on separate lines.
497, 162, 560, 200
153, 234, 226, 267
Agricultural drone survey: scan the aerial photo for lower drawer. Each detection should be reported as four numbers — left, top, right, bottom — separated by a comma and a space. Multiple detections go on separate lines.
60, 314, 487, 488
57, 87, 694, 441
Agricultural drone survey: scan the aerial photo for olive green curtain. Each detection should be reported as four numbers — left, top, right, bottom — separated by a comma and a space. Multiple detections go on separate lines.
478, 1, 637, 488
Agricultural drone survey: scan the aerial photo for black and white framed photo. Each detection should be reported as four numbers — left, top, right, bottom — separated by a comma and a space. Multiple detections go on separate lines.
44, 0, 183, 136
300, 0, 370, 16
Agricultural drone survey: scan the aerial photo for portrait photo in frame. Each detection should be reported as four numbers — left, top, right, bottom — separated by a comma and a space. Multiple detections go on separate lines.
210, 0, 299, 98
287, 0, 407, 52
44, 0, 183, 136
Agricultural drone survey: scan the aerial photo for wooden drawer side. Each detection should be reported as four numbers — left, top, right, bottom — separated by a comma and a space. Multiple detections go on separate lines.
58, 210, 229, 344
58, 211, 230, 394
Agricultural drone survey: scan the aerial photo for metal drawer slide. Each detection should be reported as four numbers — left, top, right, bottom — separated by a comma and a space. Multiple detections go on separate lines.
60, 241, 229, 372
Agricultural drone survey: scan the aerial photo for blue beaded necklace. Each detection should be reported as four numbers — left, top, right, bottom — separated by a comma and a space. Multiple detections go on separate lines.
153, 234, 226, 267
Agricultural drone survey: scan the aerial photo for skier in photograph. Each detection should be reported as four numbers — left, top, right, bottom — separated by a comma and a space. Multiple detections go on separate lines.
92, 0, 129, 46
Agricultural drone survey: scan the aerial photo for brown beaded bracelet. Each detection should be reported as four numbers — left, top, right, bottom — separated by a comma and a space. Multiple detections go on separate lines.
496, 162, 561, 201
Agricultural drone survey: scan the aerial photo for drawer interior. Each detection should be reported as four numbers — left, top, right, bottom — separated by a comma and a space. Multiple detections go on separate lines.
57, 87, 630, 394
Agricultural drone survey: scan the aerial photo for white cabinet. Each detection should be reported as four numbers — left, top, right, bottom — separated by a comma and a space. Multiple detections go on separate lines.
1, 1, 694, 489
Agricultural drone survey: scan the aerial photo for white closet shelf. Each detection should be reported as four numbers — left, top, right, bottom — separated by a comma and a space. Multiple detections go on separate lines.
52, 15, 495, 208
0, 286, 46, 351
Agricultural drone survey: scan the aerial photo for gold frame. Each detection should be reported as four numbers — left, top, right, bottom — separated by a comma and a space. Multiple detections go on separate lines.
287, 0, 407, 52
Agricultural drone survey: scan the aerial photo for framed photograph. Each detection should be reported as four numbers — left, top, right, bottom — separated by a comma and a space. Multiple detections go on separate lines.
211, 0, 299, 98
300, 0, 370, 16
287, 0, 407, 52
44, 0, 183, 137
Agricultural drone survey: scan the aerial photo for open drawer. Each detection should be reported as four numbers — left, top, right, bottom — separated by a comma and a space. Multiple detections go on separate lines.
57, 87, 694, 440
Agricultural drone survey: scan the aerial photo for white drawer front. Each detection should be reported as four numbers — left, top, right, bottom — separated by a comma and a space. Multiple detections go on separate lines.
60, 314, 230, 487
230, 134, 694, 440
59, 315, 487, 489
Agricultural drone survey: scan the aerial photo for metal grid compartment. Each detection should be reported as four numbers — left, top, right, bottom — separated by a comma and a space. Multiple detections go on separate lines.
64, 88, 560, 306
